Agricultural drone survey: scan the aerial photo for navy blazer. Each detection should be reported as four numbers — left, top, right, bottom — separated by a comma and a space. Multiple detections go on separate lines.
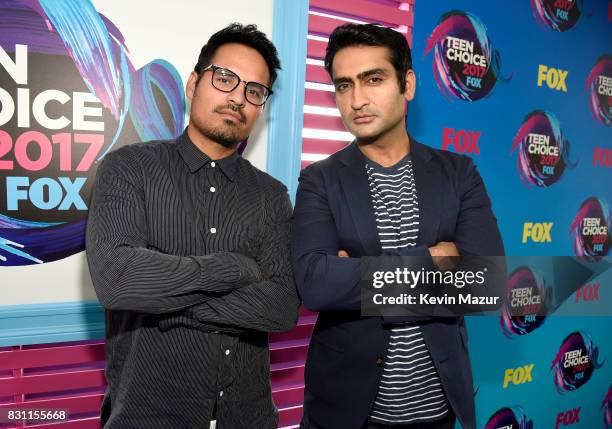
292, 138, 505, 429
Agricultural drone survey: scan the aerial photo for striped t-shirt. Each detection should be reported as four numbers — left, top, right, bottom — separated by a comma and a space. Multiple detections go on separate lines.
366, 155, 450, 425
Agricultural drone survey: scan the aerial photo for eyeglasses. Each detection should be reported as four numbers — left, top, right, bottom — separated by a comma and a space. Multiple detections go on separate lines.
201, 64, 273, 106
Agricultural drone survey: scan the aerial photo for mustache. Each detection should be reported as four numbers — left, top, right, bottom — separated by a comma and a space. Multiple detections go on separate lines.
350, 110, 377, 119
214, 104, 247, 124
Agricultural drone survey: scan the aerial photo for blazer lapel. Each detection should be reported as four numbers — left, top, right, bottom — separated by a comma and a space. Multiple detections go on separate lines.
410, 139, 443, 247
336, 139, 444, 254
338, 143, 382, 256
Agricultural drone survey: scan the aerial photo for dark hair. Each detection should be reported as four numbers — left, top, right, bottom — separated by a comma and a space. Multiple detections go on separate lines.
194, 23, 281, 86
324, 23, 412, 93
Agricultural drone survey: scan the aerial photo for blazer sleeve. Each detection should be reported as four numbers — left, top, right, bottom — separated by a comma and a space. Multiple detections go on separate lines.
292, 164, 436, 313
453, 156, 505, 257
292, 155, 506, 317
379, 156, 507, 320
451, 156, 507, 310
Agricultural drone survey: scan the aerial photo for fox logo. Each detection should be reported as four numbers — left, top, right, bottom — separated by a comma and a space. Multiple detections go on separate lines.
538, 65, 568, 92
522, 222, 553, 243
503, 364, 535, 388
441, 128, 480, 154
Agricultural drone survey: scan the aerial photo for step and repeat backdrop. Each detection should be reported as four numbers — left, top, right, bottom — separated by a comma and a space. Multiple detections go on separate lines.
0, 0, 273, 305
408, 1, 611, 428
1, 0, 611, 427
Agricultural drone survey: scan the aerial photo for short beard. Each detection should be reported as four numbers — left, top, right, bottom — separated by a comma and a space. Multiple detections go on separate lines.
203, 121, 243, 148
191, 118, 243, 149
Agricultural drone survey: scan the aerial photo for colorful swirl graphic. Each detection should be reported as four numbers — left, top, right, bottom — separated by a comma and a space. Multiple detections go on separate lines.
501, 266, 552, 337
602, 385, 612, 428
485, 405, 533, 429
570, 197, 612, 261
586, 55, 612, 126
424, 10, 510, 101
128, 59, 186, 146
0, 0, 185, 266
512, 110, 576, 187
531, 0, 583, 31
550, 331, 605, 393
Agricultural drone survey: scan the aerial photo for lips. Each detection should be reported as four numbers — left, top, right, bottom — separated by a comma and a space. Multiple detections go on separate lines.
353, 114, 376, 124
216, 108, 244, 123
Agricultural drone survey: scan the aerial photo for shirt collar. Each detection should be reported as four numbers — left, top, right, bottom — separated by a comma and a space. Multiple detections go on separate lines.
176, 129, 239, 181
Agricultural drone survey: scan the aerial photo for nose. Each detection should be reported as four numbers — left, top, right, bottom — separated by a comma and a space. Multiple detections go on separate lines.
228, 82, 246, 107
350, 83, 369, 111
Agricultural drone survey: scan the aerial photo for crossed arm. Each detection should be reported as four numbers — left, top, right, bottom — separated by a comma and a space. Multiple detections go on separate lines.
86, 148, 299, 333
291, 157, 505, 317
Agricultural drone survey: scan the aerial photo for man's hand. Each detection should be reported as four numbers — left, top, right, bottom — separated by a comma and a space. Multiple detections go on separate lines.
338, 250, 349, 258
428, 241, 459, 271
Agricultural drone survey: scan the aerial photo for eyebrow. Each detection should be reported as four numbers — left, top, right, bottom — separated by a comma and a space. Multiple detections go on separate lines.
332, 68, 388, 85
212, 64, 271, 87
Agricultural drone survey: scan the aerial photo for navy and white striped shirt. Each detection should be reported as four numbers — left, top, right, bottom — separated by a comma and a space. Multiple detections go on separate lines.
366, 155, 450, 425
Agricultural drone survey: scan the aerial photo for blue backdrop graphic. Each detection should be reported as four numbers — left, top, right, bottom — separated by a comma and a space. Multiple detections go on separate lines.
408, 1, 611, 428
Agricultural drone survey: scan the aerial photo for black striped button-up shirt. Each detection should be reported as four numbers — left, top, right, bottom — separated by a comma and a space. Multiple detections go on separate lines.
86, 131, 300, 429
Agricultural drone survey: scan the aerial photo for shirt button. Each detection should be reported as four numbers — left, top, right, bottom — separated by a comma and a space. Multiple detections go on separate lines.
219, 391, 224, 397
211, 161, 216, 167
210, 186, 216, 193
210, 227, 217, 234
375, 356, 384, 367
225, 349, 231, 356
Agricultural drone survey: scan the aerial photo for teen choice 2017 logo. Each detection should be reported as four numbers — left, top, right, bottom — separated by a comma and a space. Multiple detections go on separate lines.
570, 197, 611, 261
512, 110, 575, 187
501, 266, 553, 337
0, 0, 186, 266
485, 406, 534, 429
586, 55, 612, 126
424, 10, 510, 102
531, 0, 583, 31
550, 331, 605, 393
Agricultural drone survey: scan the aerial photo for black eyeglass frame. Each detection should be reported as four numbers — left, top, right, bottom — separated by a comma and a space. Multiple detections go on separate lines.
201, 64, 274, 106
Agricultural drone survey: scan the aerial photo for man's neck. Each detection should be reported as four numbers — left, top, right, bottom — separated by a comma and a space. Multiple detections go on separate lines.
187, 124, 236, 160
357, 122, 410, 168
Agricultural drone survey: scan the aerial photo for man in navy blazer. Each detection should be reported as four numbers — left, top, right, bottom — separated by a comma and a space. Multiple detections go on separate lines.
292, 24, 505, 429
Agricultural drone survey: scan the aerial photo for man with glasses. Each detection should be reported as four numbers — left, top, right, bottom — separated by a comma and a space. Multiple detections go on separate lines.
86, 23, 299, 429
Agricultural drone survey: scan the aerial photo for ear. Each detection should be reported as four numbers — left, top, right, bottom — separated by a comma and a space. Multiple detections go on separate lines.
404, 69, 416, 102
186, 71, 198, 101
